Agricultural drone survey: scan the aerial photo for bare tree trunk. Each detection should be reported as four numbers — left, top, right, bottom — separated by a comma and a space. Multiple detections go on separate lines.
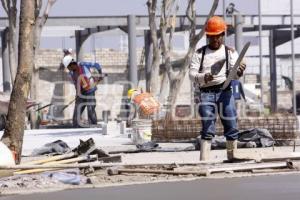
1, 0, 36, 163
31, 0, 57, 100
161, 0, 219, 119
165, 48, 194, 119
147, 0, 161, 97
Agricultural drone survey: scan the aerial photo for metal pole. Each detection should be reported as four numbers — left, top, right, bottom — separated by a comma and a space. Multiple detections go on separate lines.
258, 0, 264, 112
223, 0, 226, 20
291, 0, 296, 115
234, 13, 244, 84
1, 28, 11, 92
144, 30, 152, 92
269, 30, 277, 113
234, 13, 243, 54
223, 0, 227, 42
127, 15, 138, 88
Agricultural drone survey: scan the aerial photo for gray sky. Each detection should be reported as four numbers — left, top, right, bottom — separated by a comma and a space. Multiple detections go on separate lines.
48, 0, 259, 16
0, 0, 259, 17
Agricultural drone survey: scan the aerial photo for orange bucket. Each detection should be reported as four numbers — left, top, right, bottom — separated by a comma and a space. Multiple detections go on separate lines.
133, 93, 160, 115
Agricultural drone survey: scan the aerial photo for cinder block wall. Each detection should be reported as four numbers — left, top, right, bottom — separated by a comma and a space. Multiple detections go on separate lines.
35, 48, 191, 121
35, 49, 132, 121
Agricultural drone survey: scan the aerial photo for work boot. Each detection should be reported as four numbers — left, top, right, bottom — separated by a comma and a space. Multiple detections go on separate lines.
226, 140, 237, 161
226, 140, 259, 162
200, 139, 212, 161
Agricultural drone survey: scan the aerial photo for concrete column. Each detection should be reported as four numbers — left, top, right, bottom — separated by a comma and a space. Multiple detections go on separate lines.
127, 15, 138, 88
75, 30, 85, 61
234, 13, 246, 115
234, 13, 243, 54
144, 30, 152, 92
269, 30, 277, 113
103, 73, 108, 84
1, 28, 11, 92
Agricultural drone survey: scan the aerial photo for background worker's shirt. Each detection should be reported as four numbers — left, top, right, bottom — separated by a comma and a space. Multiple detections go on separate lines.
189, 44, 239, 88
70, 62, 102, 95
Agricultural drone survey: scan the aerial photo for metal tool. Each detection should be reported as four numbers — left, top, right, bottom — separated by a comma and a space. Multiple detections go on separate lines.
222, 41, 251, 90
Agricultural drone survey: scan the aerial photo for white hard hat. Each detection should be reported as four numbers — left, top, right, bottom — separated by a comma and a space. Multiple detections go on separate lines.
63, 48, 73, 55
62, 55, 75, 68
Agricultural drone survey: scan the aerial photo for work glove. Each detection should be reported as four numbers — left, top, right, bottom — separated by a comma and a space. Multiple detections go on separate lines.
204, 73, 214, 84
237, 61, 246, 77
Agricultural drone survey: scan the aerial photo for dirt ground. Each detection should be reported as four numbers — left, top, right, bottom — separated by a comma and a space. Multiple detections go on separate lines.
1, 146, 299, 196
1, 161, 299, 196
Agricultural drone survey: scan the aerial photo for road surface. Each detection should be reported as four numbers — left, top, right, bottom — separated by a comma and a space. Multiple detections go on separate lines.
2, 173, 300, 200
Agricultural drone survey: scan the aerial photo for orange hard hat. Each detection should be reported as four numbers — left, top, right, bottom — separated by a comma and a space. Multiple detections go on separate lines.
205, 16, 227, 36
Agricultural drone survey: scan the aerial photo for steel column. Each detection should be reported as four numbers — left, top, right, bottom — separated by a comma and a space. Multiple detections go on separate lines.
127, 15, 138, 87
234, 13, 243, 54
75, 30, 85, 61
144, 30, 152, 92
269, 30, 277, 113
258, 0, 264, 111
291, 0, 296, 115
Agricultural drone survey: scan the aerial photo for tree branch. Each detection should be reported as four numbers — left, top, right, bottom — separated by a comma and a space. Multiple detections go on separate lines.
10, 0, 17, 27
186, 0, 196, 40
12, 0, 17, 8
168, 3, 178, 51
38, 0, 57, 27
147, 0, 159, 49
186, 0, 195, 23
160, 0, 175, 80
34, 0, 42, 20
147, 0, 162, 94
1, 0, 9, 15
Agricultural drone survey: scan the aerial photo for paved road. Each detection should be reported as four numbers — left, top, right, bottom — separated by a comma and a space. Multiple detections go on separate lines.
2, 174, 300, 200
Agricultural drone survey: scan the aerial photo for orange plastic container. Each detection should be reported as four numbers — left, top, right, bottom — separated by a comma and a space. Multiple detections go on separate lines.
133, 93, 160, 115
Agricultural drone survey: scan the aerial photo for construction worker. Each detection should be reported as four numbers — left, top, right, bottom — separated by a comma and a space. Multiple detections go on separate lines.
62, 55, 102, 128
189, 16, 246, 161
126, 88, 139, 126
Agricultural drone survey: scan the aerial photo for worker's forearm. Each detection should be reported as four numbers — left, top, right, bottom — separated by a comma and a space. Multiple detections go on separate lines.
189, 69, 205, 86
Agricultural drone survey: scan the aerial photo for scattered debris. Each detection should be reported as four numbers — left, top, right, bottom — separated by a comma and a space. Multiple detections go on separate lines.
31, 140, 71, 156
42, 169, 88, 185
1, 136, 300, 195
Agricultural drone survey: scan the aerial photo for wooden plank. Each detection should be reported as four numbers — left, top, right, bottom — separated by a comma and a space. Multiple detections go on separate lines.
21, 152, 76, 165
14, 155, 98, 175
107, 168, 208, 176
208, 162, 287, 174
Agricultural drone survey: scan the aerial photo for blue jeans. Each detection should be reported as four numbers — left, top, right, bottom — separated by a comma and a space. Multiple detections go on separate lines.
198, 90, 238, 141
73, 91, 97, 128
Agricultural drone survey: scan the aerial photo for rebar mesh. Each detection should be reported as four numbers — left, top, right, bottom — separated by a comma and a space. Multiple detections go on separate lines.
152, 115, 299, 142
